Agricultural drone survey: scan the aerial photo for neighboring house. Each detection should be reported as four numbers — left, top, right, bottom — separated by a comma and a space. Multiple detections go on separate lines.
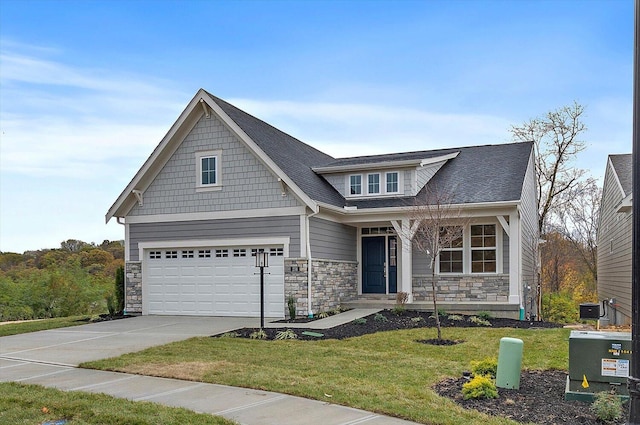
597, 154, 632, 325
107, 89, 539, 319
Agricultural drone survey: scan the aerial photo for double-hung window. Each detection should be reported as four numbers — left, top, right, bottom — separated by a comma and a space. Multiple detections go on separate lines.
439, 227, 463, 273
470, 224, 497, 273
368, 173, 380, 194
196, 150, 222, 191
349, 175, 362, 195
386, 172, 399, 193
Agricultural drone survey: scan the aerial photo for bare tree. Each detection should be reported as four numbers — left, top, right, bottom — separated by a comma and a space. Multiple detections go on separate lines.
511, 102, 588, 233
406, 187, 468, 340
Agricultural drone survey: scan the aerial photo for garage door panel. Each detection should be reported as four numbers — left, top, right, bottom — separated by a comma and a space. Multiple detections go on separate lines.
145, 245, 284, 317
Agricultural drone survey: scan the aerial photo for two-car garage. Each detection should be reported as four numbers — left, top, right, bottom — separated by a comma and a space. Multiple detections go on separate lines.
141, 242, 285, 317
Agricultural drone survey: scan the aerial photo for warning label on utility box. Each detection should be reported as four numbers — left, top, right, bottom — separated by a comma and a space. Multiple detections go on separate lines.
602, 358, 630, 378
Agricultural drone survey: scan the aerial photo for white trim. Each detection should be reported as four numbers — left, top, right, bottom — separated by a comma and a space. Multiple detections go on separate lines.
419, 152, 459, 166
124, 206, 306, 224
497, 215, 510, 237
345, 170, 404, 199
608, 156, 628, 199
312, 151, 459, 174
124, 223, 131, 261
138, 237, 291, 261
299, 215, 307, 257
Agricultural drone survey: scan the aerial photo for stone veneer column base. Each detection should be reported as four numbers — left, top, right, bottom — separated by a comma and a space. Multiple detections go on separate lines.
125, 261, 142, 314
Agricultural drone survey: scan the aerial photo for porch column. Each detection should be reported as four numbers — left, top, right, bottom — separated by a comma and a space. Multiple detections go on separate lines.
391, 219, 414, 303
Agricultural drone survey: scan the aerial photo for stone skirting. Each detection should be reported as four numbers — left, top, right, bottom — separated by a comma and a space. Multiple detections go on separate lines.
412, 274, 510, 303
284, 258, 358, 317
125, 261, 142, 314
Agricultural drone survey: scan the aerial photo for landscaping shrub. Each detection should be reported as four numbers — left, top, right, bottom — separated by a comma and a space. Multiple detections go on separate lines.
541, 292, 579, 324
470, 357, 498, 378
286, 295, 296, 319
590, 391, 623, 423
462, 375, 499, 400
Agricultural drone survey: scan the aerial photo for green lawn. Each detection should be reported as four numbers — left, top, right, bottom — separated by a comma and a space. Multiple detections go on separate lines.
83, 327, 571, 425
0, 382, 237, 425
0, 316, 93, 337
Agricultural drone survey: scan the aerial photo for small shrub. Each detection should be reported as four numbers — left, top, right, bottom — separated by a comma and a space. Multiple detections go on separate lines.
462, 375, 498, 400
396, 291, 409, 306
477, 311, 493, 320
220, 332, 239, 338
286, 295, 296, 320
317, 311, 330, 319
275, 329, 297, 340
541, 292, 579, 324
106, 294, 116, 317
392, 305, 406, 315
374, 313, 389, 323
590, 391, 623, 423
250, 329, 267, 340
437, 308, 447, 317
352, 317, 367, 325
469, 316, 492, 327
447, 314, 464, 321
470, 357, 498, 378
411, 316, 424, 323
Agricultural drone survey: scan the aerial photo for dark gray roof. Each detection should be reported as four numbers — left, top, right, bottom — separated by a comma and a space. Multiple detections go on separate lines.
347, 142, 533, 208
207, 92, 533, 209
610, 154, 632, 196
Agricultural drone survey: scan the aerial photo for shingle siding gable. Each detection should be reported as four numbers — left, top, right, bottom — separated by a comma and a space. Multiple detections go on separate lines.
129, 114, 300, 217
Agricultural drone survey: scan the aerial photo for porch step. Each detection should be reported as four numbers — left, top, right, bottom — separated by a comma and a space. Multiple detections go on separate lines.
342, 300, 520, 319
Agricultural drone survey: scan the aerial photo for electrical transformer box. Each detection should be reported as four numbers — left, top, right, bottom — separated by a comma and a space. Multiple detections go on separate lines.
568, 331, 632, 390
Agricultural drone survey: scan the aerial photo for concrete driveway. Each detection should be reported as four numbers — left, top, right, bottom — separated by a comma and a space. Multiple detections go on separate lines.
0, 314, 420, 425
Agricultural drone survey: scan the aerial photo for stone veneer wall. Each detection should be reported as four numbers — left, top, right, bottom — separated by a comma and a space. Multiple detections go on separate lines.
412, 274, 510, 302
284, 258, 358, 317
125, 261, 142, 314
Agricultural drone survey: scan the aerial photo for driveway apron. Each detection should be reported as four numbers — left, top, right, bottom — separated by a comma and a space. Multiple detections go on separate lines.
0, 315, 420, 425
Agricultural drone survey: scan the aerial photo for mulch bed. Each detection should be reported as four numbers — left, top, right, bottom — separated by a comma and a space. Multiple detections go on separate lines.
223, 309, 631, 424
434, 370, 630, 425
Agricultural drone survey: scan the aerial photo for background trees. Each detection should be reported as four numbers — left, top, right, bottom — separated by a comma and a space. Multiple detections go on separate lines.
0, 240, 124, 321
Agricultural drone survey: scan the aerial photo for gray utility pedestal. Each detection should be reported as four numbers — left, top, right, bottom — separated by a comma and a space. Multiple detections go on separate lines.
565, 331, 632, 402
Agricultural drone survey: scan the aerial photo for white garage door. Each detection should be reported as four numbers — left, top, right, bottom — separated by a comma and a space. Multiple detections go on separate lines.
144, 246, 284, 317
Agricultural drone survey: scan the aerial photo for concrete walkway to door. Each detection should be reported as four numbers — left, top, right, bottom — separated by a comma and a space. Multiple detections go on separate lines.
0, 312, 420, 425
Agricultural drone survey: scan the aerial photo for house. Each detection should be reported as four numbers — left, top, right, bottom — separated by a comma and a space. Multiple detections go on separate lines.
106, 89, 539, 319
597, 154, 632, 325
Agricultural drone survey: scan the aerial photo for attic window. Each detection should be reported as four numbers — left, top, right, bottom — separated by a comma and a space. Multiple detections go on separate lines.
349, 175, 362, 195
195, 150, 222, 191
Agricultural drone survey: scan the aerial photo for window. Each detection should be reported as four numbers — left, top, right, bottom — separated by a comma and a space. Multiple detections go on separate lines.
386, 172, 399, 193
181, 250, 194, 258
165, 250, 178, 259
198, 249, 211, 258
149, 251, 162, 259
195, 150, 222, 191
215, 249, 229, 258
201, 156, 217, 185
368, 173, 380, 194
349, 175, 362, 195
439, 227, 463, 273
233, 249, 246, 257
471, 224, 496, 273
251, 248, 265, 257
270, 247, 284, 257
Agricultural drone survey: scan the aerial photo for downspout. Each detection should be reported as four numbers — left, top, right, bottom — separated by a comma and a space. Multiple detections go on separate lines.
306, 210, 319, 318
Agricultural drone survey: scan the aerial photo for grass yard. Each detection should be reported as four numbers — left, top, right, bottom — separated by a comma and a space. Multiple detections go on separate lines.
83, 327, 570, 425
0, 382, 237, 425
0, 316, 93, 337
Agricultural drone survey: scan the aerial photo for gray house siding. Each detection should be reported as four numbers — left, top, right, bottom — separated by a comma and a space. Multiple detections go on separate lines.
415, 160, 446, 195
597, 159, 632, 324
323, 175, 346, 196
128, 216, 301, 261
309, 217, 357, 261
519, 151, 539, 316
129, 114, 300, 217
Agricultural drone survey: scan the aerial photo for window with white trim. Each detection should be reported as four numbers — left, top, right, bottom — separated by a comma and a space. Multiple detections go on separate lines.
439, 227, 463, 273
233, 249, 246, 257
386, 172, 399, 193
349, 175, 362, 195
198, 249, 211, 258
270, 247, 284, 257
215, 249, 229, 258
149, 251, 162, 259
181, 250, 194, 258
165, 250, 178, 259
367, 173, 380, 194
195, 150, 222, 190
470, 224, 497, 273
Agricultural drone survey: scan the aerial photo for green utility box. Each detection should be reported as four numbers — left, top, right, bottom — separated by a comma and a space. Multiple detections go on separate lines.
496, 337, 523, 390
565, 331, 632, 401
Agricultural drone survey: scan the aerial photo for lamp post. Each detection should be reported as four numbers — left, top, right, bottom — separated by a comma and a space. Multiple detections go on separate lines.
629, 2, 640, 423
255, 251, 269, 330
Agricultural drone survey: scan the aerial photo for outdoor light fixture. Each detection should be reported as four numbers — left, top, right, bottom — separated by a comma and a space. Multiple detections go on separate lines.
255, 250, 269, 329
255, 251, 268, 268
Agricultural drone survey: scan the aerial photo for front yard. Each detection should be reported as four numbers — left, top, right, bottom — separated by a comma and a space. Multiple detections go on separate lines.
82, 326, 570, 425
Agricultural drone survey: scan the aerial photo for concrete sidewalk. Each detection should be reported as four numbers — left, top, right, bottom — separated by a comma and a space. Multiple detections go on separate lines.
0, 311, 421, 425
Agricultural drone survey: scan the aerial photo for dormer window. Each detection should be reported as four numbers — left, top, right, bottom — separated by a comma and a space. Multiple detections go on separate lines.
349, 175, 362, 195
367, 173, 380, 194
386, 172, 399, 193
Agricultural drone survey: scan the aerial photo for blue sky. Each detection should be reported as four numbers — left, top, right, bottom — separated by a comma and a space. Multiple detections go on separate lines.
0, 0, 633, 253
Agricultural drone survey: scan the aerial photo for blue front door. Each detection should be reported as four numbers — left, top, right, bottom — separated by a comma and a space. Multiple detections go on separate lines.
362, 236, 386, 294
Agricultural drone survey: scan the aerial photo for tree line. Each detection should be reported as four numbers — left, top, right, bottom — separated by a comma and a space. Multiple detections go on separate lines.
0, 239, 124, 321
